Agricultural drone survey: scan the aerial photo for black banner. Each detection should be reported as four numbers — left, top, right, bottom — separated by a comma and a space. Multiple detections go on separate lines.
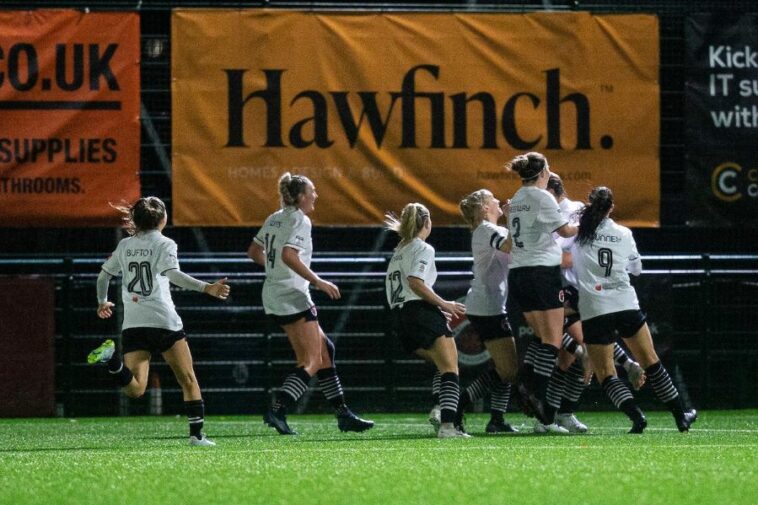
685, 14, 758, 227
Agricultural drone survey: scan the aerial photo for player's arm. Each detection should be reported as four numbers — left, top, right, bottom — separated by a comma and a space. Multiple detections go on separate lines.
281, 246, 340, 300
555, 222, 577, 238
96, 269, 115, 319
164, 269, 229, 300
247, 238, 266, 266
407, 276, 465, 318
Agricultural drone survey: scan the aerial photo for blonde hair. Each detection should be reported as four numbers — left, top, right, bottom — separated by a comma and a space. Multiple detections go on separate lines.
384, 203, 430, 246
278, 172, 311, 208
459, 189, 493, 229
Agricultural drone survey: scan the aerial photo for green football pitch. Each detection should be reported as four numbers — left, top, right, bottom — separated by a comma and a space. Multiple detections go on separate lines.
1, 410, 756, 505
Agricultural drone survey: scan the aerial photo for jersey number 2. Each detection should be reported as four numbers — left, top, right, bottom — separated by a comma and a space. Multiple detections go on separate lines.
127, 261, 153, 295
511, 217, 524, 248
387, 270, 405, 305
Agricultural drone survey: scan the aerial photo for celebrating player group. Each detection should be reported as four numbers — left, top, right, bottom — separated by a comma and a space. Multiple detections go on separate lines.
86, 151, 696, 444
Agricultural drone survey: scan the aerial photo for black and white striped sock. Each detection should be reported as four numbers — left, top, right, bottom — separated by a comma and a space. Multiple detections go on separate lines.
432, 371, 441, 405
545, 367, 566, 410
490, 381, 511, 419
613, 343, 631, 367
317, 367, 346, 413
275, 367, 311, 412
559, 360, 586, 413
645, 361, 683, 415
185, 399, 205, 439
523, 338, 540, 367
602, 376, 644, 421
561, 333, 580, 355
466, 369, 500, 403
439, 372, 460, 424
534, 343, 559, 423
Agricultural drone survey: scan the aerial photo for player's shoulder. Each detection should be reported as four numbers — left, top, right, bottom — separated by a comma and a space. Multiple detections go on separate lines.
411, 237, 434, 255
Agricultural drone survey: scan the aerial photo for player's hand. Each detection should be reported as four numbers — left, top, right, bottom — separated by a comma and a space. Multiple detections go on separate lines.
442, 300, 465, 319
501, 199, 511, 220
315, 278, 341, 300
205, 278, 230, 300
97, 301, 115, 319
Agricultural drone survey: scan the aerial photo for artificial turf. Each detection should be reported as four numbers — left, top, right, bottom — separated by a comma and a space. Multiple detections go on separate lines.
1, 410, 756, 505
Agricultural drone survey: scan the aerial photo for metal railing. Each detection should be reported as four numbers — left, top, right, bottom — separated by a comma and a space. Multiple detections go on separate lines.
1, 252, 757, 415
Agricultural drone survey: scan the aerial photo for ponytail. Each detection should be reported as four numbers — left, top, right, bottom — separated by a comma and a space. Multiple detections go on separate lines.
577, 186, 614, 246
385, 203, 430, 246
278, 172, 310, 208
111, 196, 166, 236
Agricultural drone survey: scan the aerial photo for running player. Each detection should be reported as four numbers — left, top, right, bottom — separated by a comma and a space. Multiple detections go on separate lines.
385, 203, 469, 438
248, 173, 373, 435
455, 189, 518, 434
505, 152, 577, 434
87, 196, 230, 446
572, 186, 697, 433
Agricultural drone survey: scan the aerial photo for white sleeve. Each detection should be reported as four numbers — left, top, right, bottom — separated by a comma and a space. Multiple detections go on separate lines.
285, 214, 309, 252
408, 244, 435, 280
487, 225, 509, 251
101, 246, 121, 276
538, 194, 568, 232
156, 239, 180, 275
96, 269, 112, 304
626, 231, 642, 276
165, 269, 209, 292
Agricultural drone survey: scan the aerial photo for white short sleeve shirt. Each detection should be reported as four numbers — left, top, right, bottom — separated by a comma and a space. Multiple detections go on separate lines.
572, 218, 642, 320
465, 221, 510, 316
386, 238, 437, 309
253, 207, 315, 315
508, 186, 567, 269
101, 230, 183, 331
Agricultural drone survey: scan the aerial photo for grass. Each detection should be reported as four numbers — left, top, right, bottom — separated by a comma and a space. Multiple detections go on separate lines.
1, 410, 757, 505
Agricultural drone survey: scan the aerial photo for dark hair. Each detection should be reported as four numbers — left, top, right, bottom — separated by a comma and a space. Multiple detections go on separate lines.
278, 172, 311, 207
577, 186, 614, 246
547, 173, 565, 197
112, 196, 166, 235
505, 152, 547, 181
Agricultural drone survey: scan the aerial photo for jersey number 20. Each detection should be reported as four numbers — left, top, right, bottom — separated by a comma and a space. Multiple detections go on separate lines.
127, 261, 153, 295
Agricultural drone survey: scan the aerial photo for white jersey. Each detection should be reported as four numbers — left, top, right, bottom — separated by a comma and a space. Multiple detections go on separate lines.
253, 207, 314, 316
572, 218, 642, 320
556, 198, 584, 288
508, 186, 567, 269
386, 238, 437, 309
465, 221, 510, 316
101, 230, 183, 331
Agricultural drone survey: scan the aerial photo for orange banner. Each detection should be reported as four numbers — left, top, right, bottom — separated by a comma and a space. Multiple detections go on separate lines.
0, 10, 140, 227
172, 11, 658, 227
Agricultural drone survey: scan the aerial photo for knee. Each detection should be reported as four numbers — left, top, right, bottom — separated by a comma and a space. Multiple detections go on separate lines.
124, 384, 147, 399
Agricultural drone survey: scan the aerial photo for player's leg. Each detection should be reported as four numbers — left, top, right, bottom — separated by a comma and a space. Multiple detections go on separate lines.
264, 316, 321, 435
586, 343, 647, 434
422, 336, 469, 438
88, 337, 145, 395
315, 326, 373, 433
622, 321, 697, 432
523, 308, 565, 428
484, 337, 519, 433
162, 338, 214, 446
556, 318, 589, 433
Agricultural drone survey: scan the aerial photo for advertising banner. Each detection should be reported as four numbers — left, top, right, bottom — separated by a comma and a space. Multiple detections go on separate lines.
173, 10, 659, 226
685, 14, 758, 227
0, 10, 140, 227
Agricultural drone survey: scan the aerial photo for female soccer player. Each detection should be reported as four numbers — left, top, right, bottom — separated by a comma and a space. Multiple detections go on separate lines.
505, 152, 577, 433
572, 186, 697, 433
248, 173, 373, 435
87, 196, 230, 446
385, 203, 469, 438
456, 189, 518, 434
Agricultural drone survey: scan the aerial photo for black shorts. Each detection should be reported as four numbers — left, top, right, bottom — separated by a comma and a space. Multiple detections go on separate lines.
268, 306, 318, 328
582, 310, 647, 345
562, 285, 579, 314
466, 314, 514, 342
122, 327, 186, 355
508, 265, 563, 312
391, 300, 452, 354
